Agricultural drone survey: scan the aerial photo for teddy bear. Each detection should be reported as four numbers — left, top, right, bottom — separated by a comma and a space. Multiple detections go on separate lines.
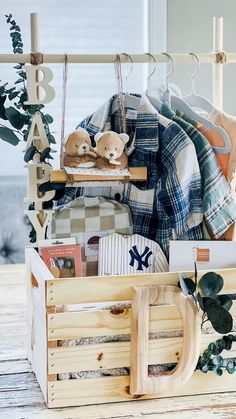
63, 128, 97, 168
94, 131, 129, 170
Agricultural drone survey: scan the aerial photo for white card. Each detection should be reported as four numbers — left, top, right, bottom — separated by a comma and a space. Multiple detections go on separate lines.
169, 240, 236, 272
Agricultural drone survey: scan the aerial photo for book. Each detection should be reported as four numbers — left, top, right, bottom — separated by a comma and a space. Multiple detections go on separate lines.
40, 244, 82, 278
38, 238, 76, 256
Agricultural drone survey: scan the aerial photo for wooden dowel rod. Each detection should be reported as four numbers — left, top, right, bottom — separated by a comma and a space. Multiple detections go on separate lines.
30, 13, 39, 53
213, 16, 223, 109
0, 53, 233, 65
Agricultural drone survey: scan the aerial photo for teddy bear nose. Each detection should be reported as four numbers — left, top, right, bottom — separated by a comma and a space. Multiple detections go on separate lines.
83, 146, 87, 150
109, 153, 114, 157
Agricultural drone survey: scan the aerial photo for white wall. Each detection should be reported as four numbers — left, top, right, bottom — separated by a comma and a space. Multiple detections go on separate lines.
167, 0, 236, 115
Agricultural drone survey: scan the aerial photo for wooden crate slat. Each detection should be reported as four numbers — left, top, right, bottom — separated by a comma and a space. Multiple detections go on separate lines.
47, 305, 181, 340
26, 247, 54, 285
46, 268, 236, 305
26, 250, 48, 404
47, 302, 236, 341
50, 167, 147, 183
47, 334, 236, 374
47, 371, 236, 408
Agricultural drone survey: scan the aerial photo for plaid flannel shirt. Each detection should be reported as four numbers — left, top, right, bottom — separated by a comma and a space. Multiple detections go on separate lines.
59, 94, 203, 255
161, 103, 236, 238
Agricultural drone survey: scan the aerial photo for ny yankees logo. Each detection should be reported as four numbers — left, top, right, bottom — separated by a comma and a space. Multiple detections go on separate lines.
129, 245, 153, 271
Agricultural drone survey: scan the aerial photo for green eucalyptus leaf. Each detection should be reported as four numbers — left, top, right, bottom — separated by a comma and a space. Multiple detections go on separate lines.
199, 272, 223, 296
202, 296, 218, 310
40, 147, 51, 162
201, 364, 209, 373
0, 95, 7, 107
19, 92, 27, 103
216, 295, 233, 311
48, 133, 56, 144
178, 275, 196, 296
207, 303, 233, 334
216, 339, 226, 352
10, 31, 20, 39
27, 105, 44, 114
213, 367, 223, 376
5, 106, 24, 129
0, 127, 19, 145
197, 292, 204, 310
212, 355, 224, 367
24, 145, 37, 163
198, 355, 210, 368
178, 274, 189, 296
212, 346, 222, 356
0, 86, 5, 96
208, 342, 216, 353
226, 360, 235, 374
227, 334, 236, 341
0, 95, 7, 119
44, 114, 53, 124
18, 71, 26, 79
15, 78, 24, 85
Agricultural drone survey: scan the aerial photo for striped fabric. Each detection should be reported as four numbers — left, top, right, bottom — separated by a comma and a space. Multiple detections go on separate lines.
161, 104, 236, 239
59, 94, 203, 256
98, 233, 168, 276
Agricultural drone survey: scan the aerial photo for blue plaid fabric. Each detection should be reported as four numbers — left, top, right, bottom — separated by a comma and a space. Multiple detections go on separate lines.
161, 103, 236, 239
59, 94, 203, 255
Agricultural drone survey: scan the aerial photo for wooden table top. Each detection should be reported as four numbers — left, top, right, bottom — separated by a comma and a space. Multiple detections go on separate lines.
1, 263, 236, 418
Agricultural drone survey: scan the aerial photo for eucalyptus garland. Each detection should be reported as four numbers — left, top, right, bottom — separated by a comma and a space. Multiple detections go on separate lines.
197, 334, 236, 375
179, 267, 236, 375
0, 14, 55, 163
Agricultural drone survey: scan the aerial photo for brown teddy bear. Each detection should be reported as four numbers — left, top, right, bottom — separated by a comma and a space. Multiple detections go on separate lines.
94, 131, 129, 170
63, 128, 97, 168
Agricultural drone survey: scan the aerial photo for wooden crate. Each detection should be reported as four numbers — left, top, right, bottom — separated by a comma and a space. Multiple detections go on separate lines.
26, 247, 236, 409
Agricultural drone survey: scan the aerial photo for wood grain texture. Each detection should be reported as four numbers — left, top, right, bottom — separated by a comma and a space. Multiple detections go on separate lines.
1, 262, 236, 417
47, 303, 236, 341
26, 248, 50, 403
130, 285, 201, 395
26, 247, 54, 284
50, 167, 147, 183
47, 305, 181, 340
47, 334, 236, 374
47, 371, 236, 408
45, 266, 236, 305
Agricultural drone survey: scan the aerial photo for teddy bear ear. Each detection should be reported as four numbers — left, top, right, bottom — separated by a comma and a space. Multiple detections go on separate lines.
94, 132, 104, 144
119, 133, 129, 144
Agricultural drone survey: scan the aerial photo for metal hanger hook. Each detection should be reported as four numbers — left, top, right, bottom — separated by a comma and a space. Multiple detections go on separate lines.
121, 53, 134, 81
161, 52, 175, 91
145, 52, 158, 82
188, 52, 200, 94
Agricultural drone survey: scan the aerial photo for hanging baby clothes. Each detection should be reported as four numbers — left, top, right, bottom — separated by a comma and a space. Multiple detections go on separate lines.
160, 103, 236, 239
98, 233, 168, 275
205, 108, 236, 184
59, 94, 203, 256
198, 121, 229, 179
